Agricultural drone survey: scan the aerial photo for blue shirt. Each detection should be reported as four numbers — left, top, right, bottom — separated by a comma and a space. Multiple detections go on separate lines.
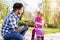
1, 11, 21, 37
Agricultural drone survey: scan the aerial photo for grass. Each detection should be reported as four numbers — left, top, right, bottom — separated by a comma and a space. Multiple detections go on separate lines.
0, 23, 60, 34
28, 27, 60, 34
44, 28, 60, 34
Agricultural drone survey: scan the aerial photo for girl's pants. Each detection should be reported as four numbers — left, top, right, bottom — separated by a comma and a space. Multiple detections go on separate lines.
31, 28, 45, 40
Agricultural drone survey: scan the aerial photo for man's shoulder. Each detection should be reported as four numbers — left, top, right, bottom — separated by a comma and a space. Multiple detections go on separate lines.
8, 12, 14, 18
5, 13, 14, 21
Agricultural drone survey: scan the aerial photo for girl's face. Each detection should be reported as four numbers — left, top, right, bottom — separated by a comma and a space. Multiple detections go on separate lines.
37, 14, 40, 17
37, 13, 41, 18
37, 13, 44, 18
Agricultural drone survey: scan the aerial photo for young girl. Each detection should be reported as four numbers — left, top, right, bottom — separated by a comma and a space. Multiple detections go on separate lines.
31, 11, 47, 40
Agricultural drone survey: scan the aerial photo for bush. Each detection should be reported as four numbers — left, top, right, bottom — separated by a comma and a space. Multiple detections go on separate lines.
18, 20, 27, 26
47, 24, 57, 28
18, 20, 34, 27
56, 24, 60, 29
0, 19, 3, 24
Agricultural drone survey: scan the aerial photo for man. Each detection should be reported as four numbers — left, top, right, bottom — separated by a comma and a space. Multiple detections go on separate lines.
1, 3, 30, 40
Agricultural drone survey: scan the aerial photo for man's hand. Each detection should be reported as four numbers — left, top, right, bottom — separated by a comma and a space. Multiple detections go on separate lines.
25, 21, 34, 26
16, 26, 24, 32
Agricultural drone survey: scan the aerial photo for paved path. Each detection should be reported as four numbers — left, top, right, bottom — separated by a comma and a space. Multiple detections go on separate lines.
0, 31, 60, 40
24, 32, 60, 40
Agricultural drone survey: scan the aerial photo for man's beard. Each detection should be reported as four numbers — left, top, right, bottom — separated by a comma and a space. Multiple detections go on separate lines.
18, 12, 20, 14
18, 13, 21, 17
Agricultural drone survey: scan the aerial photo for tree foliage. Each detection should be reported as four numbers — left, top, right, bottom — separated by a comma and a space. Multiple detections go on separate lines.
0, 0, 10, 20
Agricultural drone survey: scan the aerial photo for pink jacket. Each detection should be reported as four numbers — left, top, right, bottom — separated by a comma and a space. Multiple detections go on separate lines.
34, 17, 44, 28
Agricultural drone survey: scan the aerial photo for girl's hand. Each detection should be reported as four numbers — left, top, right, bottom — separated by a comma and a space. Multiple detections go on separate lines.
44, 24, 47, 27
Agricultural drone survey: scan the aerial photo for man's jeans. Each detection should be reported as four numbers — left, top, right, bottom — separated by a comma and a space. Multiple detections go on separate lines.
4, 26, 28, 40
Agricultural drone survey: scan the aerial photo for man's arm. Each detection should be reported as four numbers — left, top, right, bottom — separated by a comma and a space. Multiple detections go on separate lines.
16, 26, 24, 32
9, 17, 25, 33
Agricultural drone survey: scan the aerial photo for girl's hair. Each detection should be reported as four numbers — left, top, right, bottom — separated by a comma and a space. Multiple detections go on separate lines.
37, 11, 44, 17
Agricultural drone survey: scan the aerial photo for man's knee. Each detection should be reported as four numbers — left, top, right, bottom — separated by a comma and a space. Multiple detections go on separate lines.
4, 32, 24, 40
11, 34, 24, 40
17, 34, 24, 40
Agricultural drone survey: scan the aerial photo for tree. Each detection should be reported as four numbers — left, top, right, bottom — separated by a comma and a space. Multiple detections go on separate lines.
0, 0, 10, 19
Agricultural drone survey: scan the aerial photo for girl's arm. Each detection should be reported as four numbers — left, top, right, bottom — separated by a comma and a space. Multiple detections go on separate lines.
42, 18, 47, 27
44, 23, 47, 27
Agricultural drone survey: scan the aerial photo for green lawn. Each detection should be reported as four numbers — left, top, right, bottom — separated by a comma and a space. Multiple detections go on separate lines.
0, 24, 60, 34
28, 27, 60, 34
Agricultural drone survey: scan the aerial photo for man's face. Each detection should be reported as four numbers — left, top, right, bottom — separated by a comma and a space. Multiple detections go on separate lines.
18, 7, 24, 15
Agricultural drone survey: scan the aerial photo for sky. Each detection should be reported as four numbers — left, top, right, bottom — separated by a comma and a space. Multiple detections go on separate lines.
3, 0, 43, 12
3, 0, 59, 16
24, 0, 43, 12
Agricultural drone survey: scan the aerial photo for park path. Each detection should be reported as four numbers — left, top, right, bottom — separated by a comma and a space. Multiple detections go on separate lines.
24, 31, 60, 40
0, 31, 60, 40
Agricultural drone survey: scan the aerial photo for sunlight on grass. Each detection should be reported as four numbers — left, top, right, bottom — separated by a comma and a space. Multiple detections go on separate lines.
28, 27, 60, 34
0, 23, 60, 34
44, 28, 60, 34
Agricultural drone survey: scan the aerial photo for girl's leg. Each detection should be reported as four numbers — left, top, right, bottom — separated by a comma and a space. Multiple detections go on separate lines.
41, 36, 44, 40
37, 36, 41, 40
31, 29, 35, 40
37, 36, 44, 40
36, 29, 45, 40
